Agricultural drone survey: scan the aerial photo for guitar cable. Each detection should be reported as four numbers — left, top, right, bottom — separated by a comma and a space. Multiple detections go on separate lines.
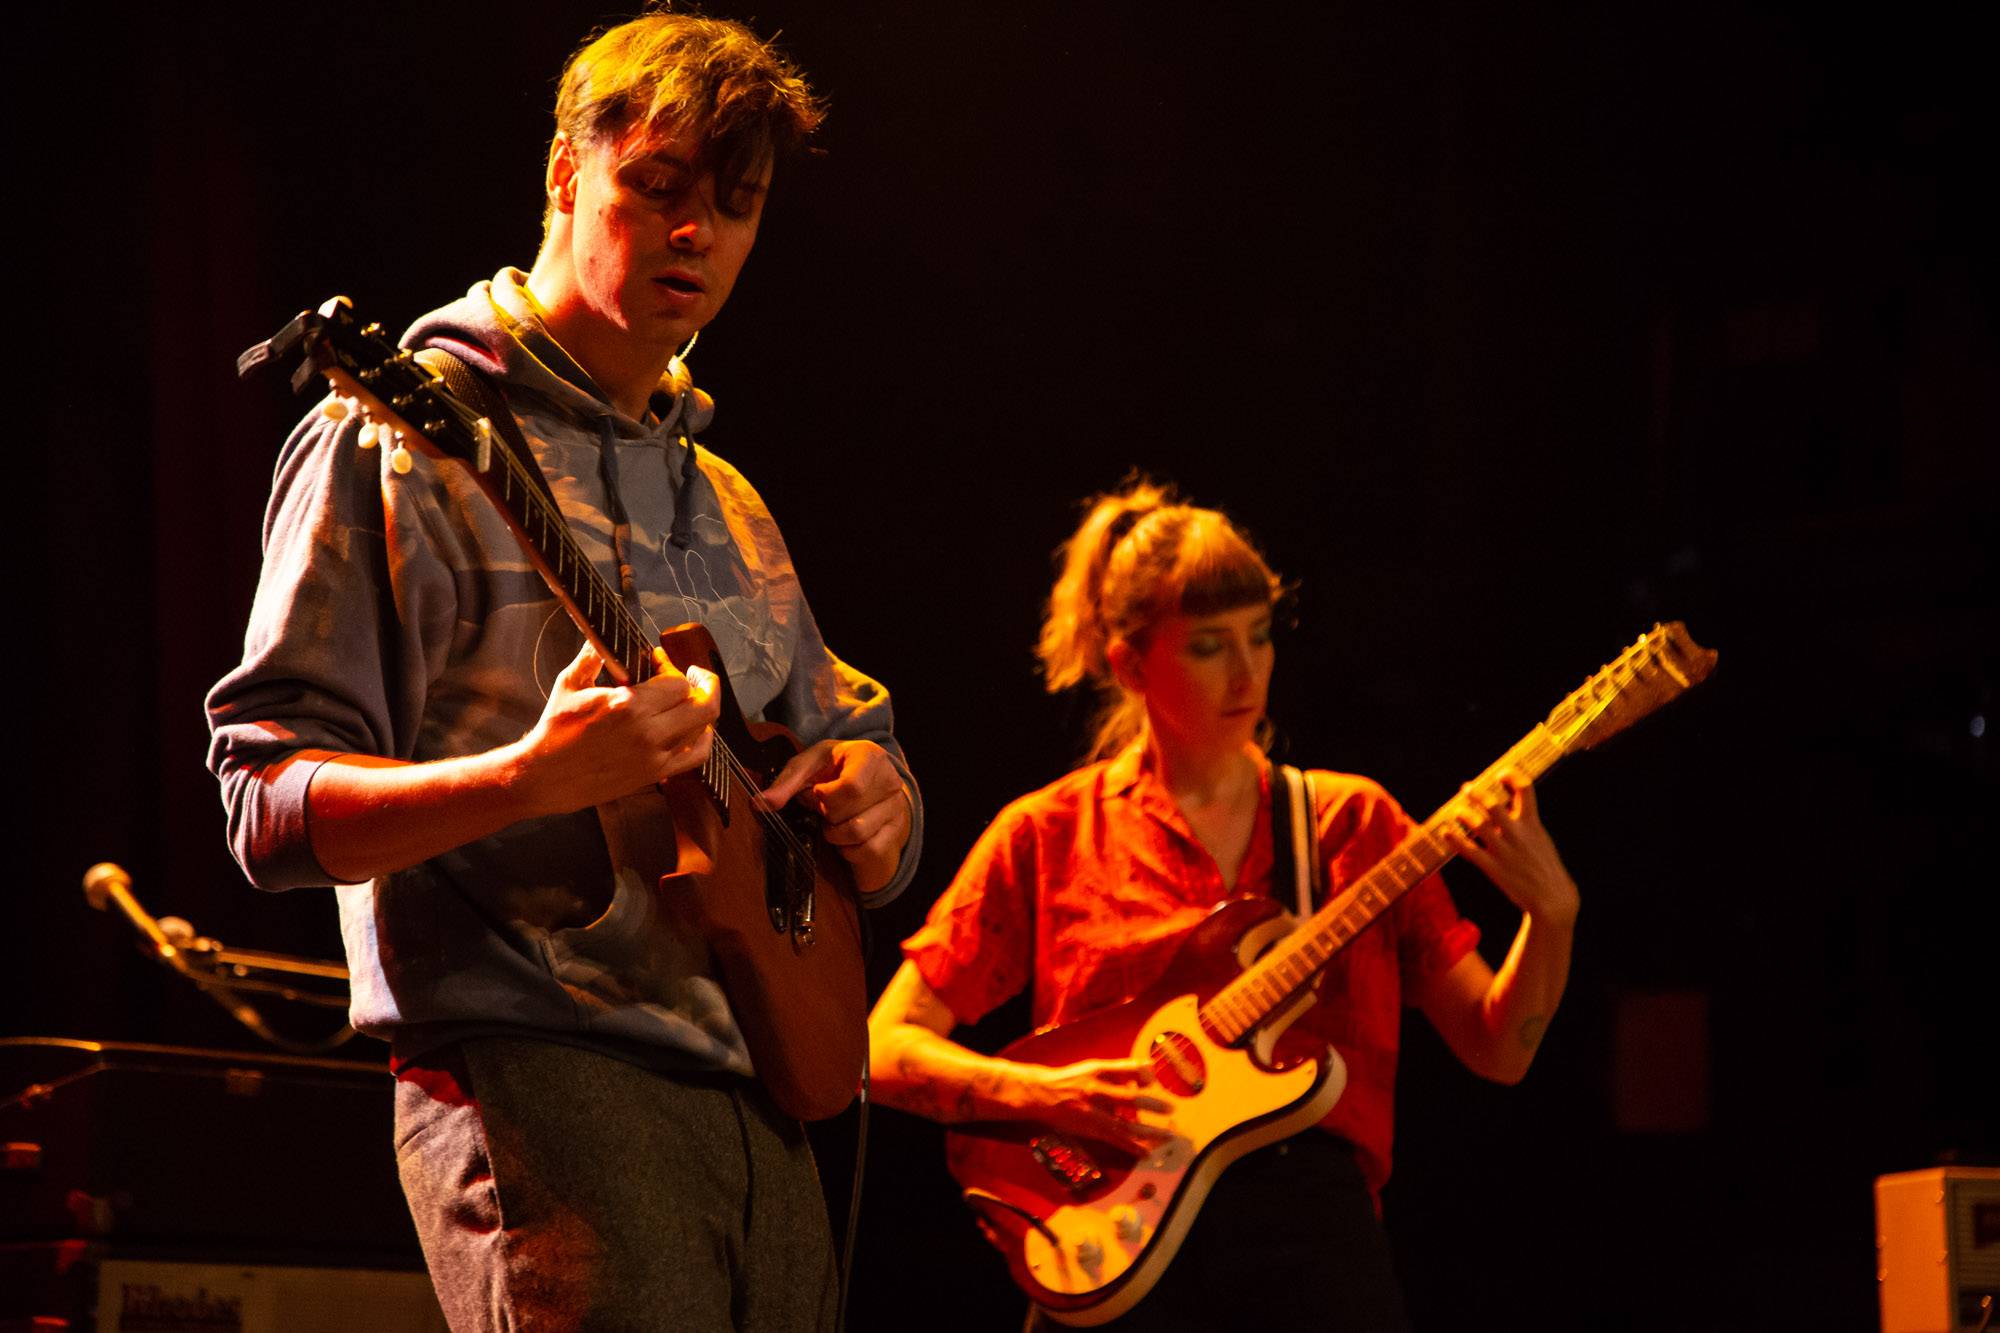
833, 906, 875, 1333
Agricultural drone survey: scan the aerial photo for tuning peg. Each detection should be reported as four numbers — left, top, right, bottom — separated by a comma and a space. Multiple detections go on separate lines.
389, 432, 413, 475
358, 419, 379, 449
320, 396, 351, 421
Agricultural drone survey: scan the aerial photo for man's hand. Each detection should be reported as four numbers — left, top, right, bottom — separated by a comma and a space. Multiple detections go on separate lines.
511, 640, 721, 817
760, 738, 911, 894
301, 640, 720, 884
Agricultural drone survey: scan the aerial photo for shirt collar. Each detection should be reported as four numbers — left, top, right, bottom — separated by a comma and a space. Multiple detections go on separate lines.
1103, 740, 1276, 810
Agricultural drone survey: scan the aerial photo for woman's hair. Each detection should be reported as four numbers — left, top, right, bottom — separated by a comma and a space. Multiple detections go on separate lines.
1037, 478, 1284, 760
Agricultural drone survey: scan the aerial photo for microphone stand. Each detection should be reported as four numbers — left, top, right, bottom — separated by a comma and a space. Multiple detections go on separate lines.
81, 862, 360, 1056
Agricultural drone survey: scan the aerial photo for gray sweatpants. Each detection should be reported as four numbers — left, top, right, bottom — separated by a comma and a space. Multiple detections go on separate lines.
393, 1036, 837, 1332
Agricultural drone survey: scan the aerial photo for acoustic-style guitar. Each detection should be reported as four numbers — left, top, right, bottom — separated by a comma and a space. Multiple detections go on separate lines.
244, 297, 866, 1121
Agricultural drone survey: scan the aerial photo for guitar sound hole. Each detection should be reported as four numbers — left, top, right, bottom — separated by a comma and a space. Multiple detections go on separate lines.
1149, 1032, 1205, 1096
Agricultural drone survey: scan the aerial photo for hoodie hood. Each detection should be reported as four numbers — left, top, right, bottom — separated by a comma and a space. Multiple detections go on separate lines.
400, 267, 709, 443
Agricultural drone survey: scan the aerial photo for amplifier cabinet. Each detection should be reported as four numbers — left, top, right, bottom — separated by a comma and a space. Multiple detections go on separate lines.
1, 1245, 444, 1332
1875, 1166, 2000, 1333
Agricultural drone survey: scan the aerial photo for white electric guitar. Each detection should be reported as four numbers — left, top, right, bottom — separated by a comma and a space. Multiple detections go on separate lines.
945, 623, 1716, 1324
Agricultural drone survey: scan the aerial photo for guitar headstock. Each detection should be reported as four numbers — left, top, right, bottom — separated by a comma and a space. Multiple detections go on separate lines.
244, 296, 494, 477
1546, 622, 1717, 754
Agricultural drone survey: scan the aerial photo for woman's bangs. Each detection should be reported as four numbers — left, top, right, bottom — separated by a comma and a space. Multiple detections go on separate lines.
1174, 524, 1277, 618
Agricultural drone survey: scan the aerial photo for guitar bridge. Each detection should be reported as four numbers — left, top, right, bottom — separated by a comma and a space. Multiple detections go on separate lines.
765, 817, 819, 951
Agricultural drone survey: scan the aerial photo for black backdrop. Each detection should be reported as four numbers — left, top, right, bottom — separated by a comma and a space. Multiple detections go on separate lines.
23, 2, 1995, 1328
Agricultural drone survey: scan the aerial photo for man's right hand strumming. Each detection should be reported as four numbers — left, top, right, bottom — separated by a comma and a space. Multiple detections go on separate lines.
509, 639, 720, 816
297, 637, 719, 885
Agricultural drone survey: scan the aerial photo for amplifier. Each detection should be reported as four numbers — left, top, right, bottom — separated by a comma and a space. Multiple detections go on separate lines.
1876, 1166, 2000, 1333
1, 1246, 444, 1332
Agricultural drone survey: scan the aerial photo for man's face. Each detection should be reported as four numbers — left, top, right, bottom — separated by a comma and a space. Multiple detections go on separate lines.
555, 121, 769, 354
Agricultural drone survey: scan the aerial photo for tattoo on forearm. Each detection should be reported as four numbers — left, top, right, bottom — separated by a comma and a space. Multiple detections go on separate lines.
892, 1047, 995, 1123
1518, 1016, 1547, 1051
895, 1053, 948, 1120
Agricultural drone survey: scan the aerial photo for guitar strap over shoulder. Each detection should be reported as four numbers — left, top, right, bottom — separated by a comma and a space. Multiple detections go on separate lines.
1272, 763, 1324, 918
414, 348, 564, 509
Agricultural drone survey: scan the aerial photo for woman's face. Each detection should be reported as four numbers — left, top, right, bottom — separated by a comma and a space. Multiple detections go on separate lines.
1126, 602, 1276, 753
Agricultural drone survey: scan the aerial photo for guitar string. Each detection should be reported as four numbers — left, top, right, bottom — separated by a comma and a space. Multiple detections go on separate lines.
372, 347, 817, 870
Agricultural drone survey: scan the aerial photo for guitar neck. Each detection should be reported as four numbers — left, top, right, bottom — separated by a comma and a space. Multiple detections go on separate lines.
457, 422, 661, 688
288, 301, 658, 689
1200, 727, 1561, 1043
1201, 624, 1715, 1043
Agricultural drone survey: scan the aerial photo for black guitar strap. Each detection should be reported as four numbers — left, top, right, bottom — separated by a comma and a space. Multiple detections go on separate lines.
413, 348, 564, 510
1270, 763, 1323, 917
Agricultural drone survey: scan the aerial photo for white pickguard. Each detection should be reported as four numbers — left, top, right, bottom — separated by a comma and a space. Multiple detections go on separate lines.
1018, 991, 1348, 1326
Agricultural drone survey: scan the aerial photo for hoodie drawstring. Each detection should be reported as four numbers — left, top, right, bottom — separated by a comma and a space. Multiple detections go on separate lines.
668, 423, 699, 552
594, 406, 703, 620
594, 414, 640, 615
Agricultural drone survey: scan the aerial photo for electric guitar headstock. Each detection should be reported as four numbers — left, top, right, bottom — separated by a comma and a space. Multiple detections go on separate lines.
1544, 621, 1718, 755
239, 295, 500, 477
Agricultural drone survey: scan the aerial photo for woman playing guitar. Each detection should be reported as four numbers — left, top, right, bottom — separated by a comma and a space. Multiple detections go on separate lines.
868, 480, 1583, 1330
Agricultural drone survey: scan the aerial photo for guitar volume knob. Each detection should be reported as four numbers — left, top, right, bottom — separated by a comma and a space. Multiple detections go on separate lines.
1110, 1205, 1142, 1244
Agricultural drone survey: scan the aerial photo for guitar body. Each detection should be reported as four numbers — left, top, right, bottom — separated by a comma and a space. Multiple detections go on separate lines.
599, 622, 865, 1122
945, 896, 1348, 1326
254, 299, 880, 1124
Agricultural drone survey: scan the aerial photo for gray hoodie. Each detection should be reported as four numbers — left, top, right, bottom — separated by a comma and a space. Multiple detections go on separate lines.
207, 270, 920, 1071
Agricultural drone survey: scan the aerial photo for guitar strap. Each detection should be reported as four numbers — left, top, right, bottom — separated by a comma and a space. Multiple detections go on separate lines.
419, 349, 704, 600
413, 349, 564, 510
1272, 763, 1324, 917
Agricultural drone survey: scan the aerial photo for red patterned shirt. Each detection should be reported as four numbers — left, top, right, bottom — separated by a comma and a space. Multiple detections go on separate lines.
902, 744, 1480, 1197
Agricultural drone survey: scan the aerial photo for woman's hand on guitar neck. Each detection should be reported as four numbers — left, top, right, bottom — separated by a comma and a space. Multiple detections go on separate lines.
510, 640, 723, 817
1421, 770, 1579, 1085
1442, 771, 1580, 928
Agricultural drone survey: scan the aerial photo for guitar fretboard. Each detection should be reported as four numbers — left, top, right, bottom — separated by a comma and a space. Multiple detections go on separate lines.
478, 430, 660, 686
1201, 625, 1713, 1044
446, 393, 758, 823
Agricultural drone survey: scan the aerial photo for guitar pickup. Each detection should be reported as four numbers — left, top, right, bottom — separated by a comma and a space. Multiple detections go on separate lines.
1030, 1133, 1104, 1195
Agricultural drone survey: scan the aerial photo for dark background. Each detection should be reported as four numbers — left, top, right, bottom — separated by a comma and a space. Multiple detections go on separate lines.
22, 1, 1994, 1328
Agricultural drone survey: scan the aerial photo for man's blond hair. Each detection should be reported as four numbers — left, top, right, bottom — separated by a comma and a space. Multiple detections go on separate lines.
546, 8, 825, 227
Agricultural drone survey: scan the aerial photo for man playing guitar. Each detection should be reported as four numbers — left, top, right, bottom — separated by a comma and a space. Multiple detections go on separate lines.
208, 12, 918, 1328
869, 481, 1579, 1330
